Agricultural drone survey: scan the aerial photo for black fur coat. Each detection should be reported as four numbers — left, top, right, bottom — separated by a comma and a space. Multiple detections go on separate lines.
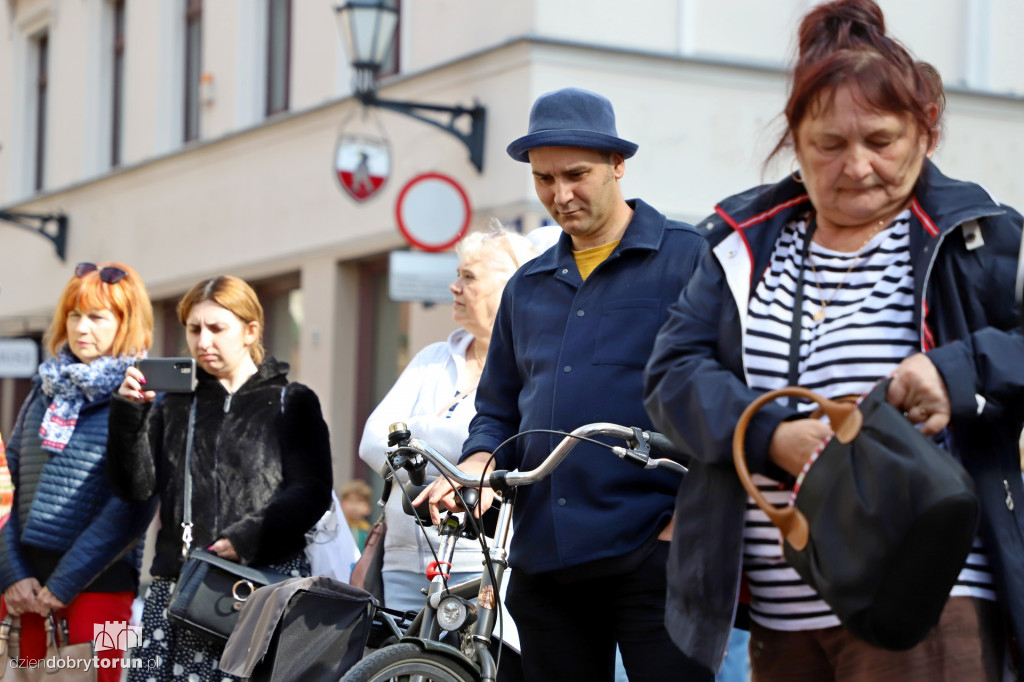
107, 358, 332, 577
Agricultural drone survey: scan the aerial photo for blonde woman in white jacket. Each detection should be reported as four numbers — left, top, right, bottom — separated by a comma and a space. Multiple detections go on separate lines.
358, 227, 535, 616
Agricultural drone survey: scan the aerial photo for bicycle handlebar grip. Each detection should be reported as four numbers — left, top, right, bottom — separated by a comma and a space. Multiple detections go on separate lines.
646, 432, 689, 464
401, 482, 433, 526
461, 487, 480, 511
408, 465, 426, 487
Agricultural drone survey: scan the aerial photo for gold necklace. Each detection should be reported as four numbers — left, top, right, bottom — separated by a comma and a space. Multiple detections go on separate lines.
807, 218, 890, 323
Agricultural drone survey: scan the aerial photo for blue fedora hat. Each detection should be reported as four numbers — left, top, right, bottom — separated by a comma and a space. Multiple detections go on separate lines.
506, 88, 638, 163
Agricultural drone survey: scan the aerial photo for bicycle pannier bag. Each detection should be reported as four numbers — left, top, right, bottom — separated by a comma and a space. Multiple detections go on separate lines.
733, 380, 979, 650
219, 576, 376, 682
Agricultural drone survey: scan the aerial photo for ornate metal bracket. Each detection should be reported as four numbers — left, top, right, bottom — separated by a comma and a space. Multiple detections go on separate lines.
0, 210, 68, 262
358, 91, 486, 173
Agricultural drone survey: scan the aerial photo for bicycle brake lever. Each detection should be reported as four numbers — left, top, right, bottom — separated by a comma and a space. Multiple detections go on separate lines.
378, 463, 395, 508
612, 445, 657, 468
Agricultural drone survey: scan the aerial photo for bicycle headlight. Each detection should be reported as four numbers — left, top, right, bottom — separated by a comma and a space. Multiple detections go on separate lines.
436, 595, 477, 631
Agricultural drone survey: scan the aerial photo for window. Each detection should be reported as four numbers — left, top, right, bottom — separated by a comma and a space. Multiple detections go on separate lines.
378, 0, 400, 78
184, 0, 202, 142
34, 33, 49, 191
111, 0, 126, 166
265, 0, 291, 116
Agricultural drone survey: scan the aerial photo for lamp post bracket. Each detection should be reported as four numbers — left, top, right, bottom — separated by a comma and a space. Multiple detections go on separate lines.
0, 210, 68, 262
360, 92, 486, 173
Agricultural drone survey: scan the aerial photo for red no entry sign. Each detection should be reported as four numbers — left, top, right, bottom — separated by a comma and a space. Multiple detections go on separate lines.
394, 173, 471, 252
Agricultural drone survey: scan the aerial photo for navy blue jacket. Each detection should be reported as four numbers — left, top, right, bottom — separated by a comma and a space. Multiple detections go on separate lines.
463, 199, 708, 573
644, 161, 1024, 672
0, 377, 152, 604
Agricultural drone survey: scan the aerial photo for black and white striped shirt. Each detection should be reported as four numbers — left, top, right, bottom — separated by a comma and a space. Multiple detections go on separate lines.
741, 212, 995, 632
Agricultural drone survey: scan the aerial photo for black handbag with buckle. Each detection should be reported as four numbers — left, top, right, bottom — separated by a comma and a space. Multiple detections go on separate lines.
166, 398, 293, 643
168, 549, 292, 643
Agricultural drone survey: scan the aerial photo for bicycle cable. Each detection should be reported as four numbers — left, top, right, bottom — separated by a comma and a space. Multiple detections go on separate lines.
387, 427, 639, 674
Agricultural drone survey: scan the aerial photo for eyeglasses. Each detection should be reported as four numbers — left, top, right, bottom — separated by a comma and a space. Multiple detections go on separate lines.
75, 263, 127, 284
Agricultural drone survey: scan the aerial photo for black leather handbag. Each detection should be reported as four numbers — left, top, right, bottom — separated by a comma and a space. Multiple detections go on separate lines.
168, 549, 292, 643
166, 398, 292, 643
733, 380, 980, 650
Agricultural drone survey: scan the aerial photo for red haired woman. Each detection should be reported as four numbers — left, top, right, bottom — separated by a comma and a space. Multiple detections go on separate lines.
0, 262, 155, 682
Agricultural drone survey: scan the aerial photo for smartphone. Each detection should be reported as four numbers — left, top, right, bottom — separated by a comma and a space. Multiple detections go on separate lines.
135, 357, 197, 393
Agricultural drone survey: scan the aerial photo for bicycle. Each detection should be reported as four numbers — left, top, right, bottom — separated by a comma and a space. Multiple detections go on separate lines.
342, 421, 688, 682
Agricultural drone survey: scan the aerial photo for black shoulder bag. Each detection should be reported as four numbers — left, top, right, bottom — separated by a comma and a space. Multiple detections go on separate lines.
732, 220, 979, 650
166, 397, 292, 643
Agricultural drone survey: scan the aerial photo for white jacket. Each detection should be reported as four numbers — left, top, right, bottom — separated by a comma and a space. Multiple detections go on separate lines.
358, 328, 485, 575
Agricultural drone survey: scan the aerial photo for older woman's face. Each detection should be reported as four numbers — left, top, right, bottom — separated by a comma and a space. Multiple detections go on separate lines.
795, 85, 929, 231
450, 245, 514, 336
66, 307, 119, 364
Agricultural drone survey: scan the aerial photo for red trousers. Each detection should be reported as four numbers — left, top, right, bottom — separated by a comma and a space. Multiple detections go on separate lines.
1, 591, 134, 682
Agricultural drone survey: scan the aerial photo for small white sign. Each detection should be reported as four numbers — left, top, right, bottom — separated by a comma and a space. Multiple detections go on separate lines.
388, 251, 458, 303
0, 338, 38, 378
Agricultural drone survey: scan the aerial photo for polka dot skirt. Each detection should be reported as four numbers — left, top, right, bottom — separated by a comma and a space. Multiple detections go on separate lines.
128, 555, 308, 682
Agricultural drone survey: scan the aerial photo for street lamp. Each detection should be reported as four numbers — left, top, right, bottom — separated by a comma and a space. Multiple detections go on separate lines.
333, 0, 486, 173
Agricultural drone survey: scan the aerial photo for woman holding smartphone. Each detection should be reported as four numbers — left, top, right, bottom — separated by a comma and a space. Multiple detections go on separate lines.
0, 262, 155, 682
108, 275, 333, 682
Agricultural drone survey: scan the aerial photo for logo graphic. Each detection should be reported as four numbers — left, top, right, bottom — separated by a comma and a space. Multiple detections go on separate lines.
93, 622, 142, 652
334, 134, 391, 202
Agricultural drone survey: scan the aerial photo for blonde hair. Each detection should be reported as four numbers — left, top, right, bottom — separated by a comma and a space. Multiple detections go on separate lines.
45, 262, 153, 358
177, 275, 266, 364
456, 220, 537, 277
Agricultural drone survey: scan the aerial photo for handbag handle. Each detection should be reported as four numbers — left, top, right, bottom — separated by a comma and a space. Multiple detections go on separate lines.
732, 386, 864, 552
0, 616, 17, 661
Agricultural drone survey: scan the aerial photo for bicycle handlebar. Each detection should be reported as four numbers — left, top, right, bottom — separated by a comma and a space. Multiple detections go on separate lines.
390, 422, 688, 491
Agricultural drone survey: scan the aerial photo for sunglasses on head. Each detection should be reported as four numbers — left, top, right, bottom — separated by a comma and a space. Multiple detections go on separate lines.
75, 262, 127, 284
484, 230, 521, 269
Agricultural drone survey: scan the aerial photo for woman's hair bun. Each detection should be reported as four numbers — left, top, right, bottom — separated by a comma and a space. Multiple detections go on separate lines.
798, 0, 887, 60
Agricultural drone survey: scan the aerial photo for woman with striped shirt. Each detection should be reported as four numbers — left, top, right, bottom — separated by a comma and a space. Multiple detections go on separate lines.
644, 1, 1024, 680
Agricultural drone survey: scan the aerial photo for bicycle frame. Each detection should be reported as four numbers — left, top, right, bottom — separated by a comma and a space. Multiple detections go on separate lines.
376, 422, 686, 681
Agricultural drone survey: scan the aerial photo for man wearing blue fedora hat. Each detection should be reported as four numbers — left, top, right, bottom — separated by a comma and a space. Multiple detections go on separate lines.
419, 88, 713, 680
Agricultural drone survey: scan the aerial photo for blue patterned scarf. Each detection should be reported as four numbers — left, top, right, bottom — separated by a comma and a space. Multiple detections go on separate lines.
38, 348, 134, 453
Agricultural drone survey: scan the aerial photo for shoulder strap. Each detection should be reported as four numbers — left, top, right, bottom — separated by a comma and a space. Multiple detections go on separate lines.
180, 397, 197, 557
787, 217, 816, 408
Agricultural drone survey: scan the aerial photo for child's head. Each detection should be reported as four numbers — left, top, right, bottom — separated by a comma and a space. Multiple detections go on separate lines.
340, 479, 373, 522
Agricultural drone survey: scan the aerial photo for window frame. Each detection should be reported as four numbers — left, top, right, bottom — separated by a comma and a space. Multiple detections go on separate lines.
265, 0, 291, 117
110, 0, 126, 166
33, 32, 48, 192
183, 0, 203, 143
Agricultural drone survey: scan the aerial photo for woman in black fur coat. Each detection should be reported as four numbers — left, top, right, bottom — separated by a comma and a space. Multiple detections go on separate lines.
107, 275, 332, 682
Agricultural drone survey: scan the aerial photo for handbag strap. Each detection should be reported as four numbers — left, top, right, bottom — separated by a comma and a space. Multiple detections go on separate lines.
786, 216, 816, 407
181, 397, 198, 557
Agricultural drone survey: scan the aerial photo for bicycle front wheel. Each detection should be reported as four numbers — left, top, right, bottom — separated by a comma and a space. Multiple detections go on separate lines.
342, 642, 478, 682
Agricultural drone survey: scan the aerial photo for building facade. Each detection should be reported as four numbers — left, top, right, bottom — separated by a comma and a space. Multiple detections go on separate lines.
1, 0, 1022, 488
